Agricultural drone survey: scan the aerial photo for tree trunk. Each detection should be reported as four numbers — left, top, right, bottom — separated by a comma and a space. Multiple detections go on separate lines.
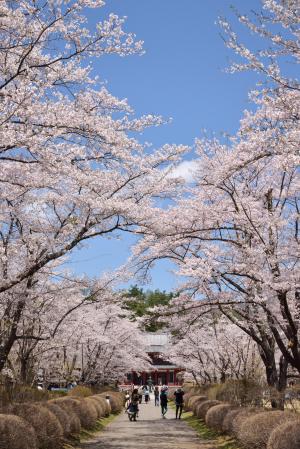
259, 346, 283, 409
0, 280, 32, 373
220, 371, 226, 383
263, 353, 287, 410
20, 357, 28, 384
276, 356, 288, 410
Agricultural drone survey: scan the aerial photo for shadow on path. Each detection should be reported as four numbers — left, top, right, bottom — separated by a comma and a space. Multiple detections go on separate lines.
81, 399, 217, 449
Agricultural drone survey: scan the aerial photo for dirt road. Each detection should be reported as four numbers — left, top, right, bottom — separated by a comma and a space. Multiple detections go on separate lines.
81, 397, 216, 449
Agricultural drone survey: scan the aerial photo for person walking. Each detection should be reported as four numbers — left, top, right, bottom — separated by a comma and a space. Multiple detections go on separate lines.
144, 386, 150, 403
160, 386, 168, 418
138, 385, 143, 404
174, 387, 185, 419
128, 388, 139, 421
124, 390, 130, 409
154, 385, 160, 406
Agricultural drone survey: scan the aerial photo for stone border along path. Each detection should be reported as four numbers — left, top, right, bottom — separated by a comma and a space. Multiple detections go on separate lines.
80, 395, 217, 449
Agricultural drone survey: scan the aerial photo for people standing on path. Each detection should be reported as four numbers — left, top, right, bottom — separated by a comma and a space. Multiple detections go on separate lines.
154, 385, 160, 406
127, 388, 139, 421
124, 390, 130, 408
160, 385, 168, 418
138, 385, 143, 404
174, 387, 185, 419
144, 386, 150, 403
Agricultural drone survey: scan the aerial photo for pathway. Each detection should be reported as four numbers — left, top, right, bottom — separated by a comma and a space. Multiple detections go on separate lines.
81, 397, 216, 449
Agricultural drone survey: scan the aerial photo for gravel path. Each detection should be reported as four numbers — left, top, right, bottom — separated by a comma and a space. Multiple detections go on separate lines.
80, 397, 216, 449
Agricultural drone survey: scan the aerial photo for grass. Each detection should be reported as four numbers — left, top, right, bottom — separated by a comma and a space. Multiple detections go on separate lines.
63, 413, 119, 448
182, 410, 241, 449
169, 401, 240, 448
79, 413, 119, 441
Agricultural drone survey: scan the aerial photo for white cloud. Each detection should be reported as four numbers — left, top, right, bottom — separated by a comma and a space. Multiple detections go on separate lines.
168, 160, 197, 183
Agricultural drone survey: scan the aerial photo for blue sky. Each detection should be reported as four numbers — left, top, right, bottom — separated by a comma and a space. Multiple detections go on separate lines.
68, 0, 263, 292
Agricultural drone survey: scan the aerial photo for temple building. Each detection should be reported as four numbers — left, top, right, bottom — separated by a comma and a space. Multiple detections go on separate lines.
125, 333, 183, 386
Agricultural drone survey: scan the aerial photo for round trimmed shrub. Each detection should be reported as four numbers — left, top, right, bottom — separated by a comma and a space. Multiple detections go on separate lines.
267, 419, 300, 449
189, 395, 207, 412
238, 411, 295, 449
196, 400, 222, 420
86, 397, 104, 419
185, 393, 195, 408
222, 407, 244, 434
192, 397, 209, 416
9, 403, 63, 449
93, 395, 111, 416
110, 391, 124, 404
98, 392, 122, 413
43, 402, 71, 437
189, 395, 207, 409
183, 389, 194, 400
182, 389, 197, 408
231, 408, 259, 436
205, 403, 237, 431
51, 397, 97, 430
0, 414, 38, 449
49, 400, 81, 435
79, 397, 98, 425
68, 386, 92, 398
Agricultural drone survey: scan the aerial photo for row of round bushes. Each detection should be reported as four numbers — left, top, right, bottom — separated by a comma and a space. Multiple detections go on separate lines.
184, 392, 300, 449
0, 390, 124, 449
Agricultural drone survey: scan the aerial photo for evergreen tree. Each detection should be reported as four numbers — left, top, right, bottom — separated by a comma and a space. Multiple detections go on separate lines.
123, 286, 174, 332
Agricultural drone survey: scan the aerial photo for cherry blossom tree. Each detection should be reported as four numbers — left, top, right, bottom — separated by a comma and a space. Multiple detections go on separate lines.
133, 0, 300, 405
165, 315, 263, 385
78, 303, 150, 384
0, 258, 122, 374
0, 0, 186, 295
0, 272, 117, 381
0, 0, 187, 375
28, 301, 149, 385
219, 0, 300, 92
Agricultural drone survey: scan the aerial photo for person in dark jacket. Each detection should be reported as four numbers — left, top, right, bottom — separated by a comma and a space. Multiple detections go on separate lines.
144, 386, 150, 403
160, 386, 168, 418
154, 385, 160, 406
174, 387, 185, 419
128, 388, 139, 421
